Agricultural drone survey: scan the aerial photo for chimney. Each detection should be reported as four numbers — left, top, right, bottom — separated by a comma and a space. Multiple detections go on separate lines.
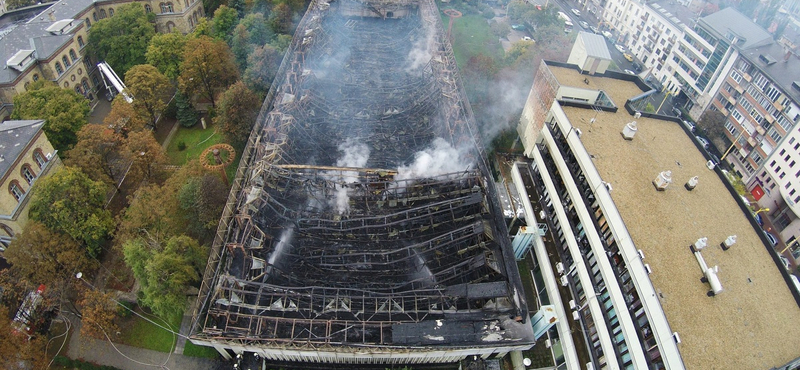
684, 176, 698, 190
786, 50, 792, 62
653, 170, 672, 191
622, 121, 638, 140
48, 11, 55, 21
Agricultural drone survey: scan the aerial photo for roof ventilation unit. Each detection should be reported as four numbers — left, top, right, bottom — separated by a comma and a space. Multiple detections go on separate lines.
691, 237, 708, 252
556, 262, 565, 274
721, 235, 737, 251
684, 176, 699, 191
560, 276, 569, 286
634, 111, 642, 119
572, 311, 580, 320
621, 121, 638, 140
706, 160, 716, 170
653, 170, 672, 191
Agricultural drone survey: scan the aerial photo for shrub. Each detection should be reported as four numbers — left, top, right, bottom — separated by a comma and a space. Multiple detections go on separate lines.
177, 141, 187, 151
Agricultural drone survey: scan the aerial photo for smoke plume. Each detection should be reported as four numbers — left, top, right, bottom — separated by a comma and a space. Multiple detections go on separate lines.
396, 137, 471, 182
327, 138, 370, 215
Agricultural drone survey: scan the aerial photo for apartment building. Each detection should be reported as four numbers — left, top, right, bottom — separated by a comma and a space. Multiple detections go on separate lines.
514, 38, 800, 369
0, 0, 204, 120
716, 26, 800, 258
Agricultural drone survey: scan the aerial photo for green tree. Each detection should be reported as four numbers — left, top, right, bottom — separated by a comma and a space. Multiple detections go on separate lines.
146, 32, 188, 81
122, 130, 168, 185
231, 24, 252, 71
179, 36, 239, 108
268, 3, 293, 35
192, 17, 214, 38
244, 43, 282, 93
176, 91, 199, 128
178, 174, 228, 240
203, 0, 225, 18
29, 167, 114, 257
11, 80, 90, 151
125, 65, 173, 129
65, 124, 125, 189
240, 12, 272, 44
87, 3, 156, 76
212, 5, 240, 41
215, 81, 260, 145
105, 94, 150, 136
4, 222, 93, 291
696, 109, 727, 150
123, 235, 207, 318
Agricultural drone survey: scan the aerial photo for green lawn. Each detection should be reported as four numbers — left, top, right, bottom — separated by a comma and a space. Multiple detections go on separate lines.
446, 13, 505, 68
183, 341, 220, 358
166, 123, 223, 165
117, 307, 182, 352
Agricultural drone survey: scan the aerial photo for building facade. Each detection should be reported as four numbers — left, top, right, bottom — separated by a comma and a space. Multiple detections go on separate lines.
0, 0, 204, 120
0, 120, 61, 250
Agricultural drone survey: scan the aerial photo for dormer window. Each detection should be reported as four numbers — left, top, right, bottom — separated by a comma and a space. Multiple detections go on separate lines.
6, 50, 35, 72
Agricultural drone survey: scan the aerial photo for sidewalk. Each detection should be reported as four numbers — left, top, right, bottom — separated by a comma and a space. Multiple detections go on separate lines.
63, 311, 221, 370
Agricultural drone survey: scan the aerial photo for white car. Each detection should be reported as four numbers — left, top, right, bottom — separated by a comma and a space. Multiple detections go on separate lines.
624, 69, 636, 75
602, 30, 613, 39
780, 256, 791, 271
571, 8, 581, 16
695, 135, 709, 148
765, 232, 778, 246
579, 21, 589, 29
615, 44, 626, 53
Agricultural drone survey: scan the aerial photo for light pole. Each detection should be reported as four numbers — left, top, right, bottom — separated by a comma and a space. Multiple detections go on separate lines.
720, 129, 747, 161
754, 207, 770, 216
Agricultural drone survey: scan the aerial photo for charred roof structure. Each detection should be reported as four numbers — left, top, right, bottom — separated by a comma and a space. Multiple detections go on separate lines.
189, 0, 536, 364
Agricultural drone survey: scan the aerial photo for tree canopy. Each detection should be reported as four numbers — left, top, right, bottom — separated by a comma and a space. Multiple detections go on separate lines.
78, 288, 121, 340
146, 32, 188, 81
0, 304, 48, 369
179, 36, 239, 108
87, 3, 156, 76
122, 130, 168, 185
4, 222, 92, 291
212, 5, 240, 41
11, 80, 90, 151
214, 81, 260, 145
29, 167, 114, 257
123, 235, 207, 318
64, 124, 125, 189
244, 43, 282, 93
125, 64, 173, 129
104, 94, 149, 136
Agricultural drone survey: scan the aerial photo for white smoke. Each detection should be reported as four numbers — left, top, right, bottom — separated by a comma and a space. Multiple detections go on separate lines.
396, 138, 471, 183
327, 139, 370, 215
405, 26, 435, 71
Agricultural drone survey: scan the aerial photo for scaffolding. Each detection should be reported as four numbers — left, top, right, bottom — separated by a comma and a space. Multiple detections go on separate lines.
191, 0, 534, 361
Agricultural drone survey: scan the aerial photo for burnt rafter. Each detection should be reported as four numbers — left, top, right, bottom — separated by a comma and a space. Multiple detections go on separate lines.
191, 0, 534, 356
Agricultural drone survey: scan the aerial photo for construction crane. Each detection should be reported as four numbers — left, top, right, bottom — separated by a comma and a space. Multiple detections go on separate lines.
97, 62, 133, 103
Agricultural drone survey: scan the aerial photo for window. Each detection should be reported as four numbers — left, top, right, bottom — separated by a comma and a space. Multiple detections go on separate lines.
62, 55, 71, 68
85, 18, 91, 27
109, 8, 114, 16
32, 74, 39, 81
781, 149, 786, 155
730, 70, 742, 83
55, 62, 63, 75
21, 165, 35, 184
751, 151, 763, 165
166, 21, 175, 32
792, 161, 796, 168
93, 12, 97, 21
9, 181, 24, 201
82, 79, 90, 95
769, 128, 783, 143
69, 49, 78, 63
99, 9, 106, 18
161, 2, 174, 12
731, 109, 743, 122
145, 4, 152, 12
78, 36, 84, 48
33, 149, 46, 168
75, 85, 83, 95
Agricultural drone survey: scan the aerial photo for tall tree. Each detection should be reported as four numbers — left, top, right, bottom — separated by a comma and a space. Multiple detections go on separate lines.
0, 304, 48, 369
212, 5, 240, 41
105, 94, 149, 136
65, 124, 125, 189
696, 109, 727, 150
122, 130, 168, 185
78, 289, 121, 340
179, 36, 239, 108
239, 12, 272, 44
11, 80, 90, 151
244, 43, 282, 93
214, 81, 260, 145
4, 222, 93, 291
87, 3, 156, 76
29, 167, 114, 257
231, 24, 253, 71
177, 174, 228, 240
268, 3, 293, 35
176, 91, 199, 128
146, 32, 188, 81
123, 235, 207, 318
125, 65, 173, 129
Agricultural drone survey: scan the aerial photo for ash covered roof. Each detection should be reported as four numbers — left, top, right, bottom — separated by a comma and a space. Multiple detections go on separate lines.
192, 0, 535, 358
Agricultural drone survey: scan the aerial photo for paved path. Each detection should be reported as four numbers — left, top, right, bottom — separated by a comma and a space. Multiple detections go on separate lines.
63, 311, 221, 370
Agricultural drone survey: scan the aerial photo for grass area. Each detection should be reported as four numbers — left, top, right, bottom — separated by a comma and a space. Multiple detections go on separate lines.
166, 123, 223, 165
183, 341, 220, 358
116, 306, 182, 353
440, 2, 504, 68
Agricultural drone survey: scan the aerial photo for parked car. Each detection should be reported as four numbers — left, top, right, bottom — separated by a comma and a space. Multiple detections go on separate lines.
682, 120, 695, 132
522, 36, 534, 41
671, 106, 682, 117
624, 69, 636, 75
623, 52, 634, 62
511, 24, 526, 31
615, 44, 626, 53
579, 21, 589, 29
765, 232, 778, 247
602, 30, 613, 38
571, 8, 581, 16
590, 26, 600, 34
755, 213, 764, 226
632, 62, 642, 72
695, 135, 710, 148
779, 256, 791, 271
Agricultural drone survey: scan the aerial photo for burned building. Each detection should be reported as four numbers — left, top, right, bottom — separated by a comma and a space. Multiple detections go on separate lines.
189, 0, 536, 364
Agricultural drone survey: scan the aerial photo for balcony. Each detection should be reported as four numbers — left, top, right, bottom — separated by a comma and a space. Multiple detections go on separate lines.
773, 101, 784, 111
742, 73, 752, 82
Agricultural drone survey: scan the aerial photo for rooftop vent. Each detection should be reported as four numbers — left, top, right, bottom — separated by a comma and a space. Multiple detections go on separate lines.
721, 235, 737, 251
622, 121, 638, 140
793, 81, 800, 91
684, 176, 698, 191
653, 170, 672, 191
